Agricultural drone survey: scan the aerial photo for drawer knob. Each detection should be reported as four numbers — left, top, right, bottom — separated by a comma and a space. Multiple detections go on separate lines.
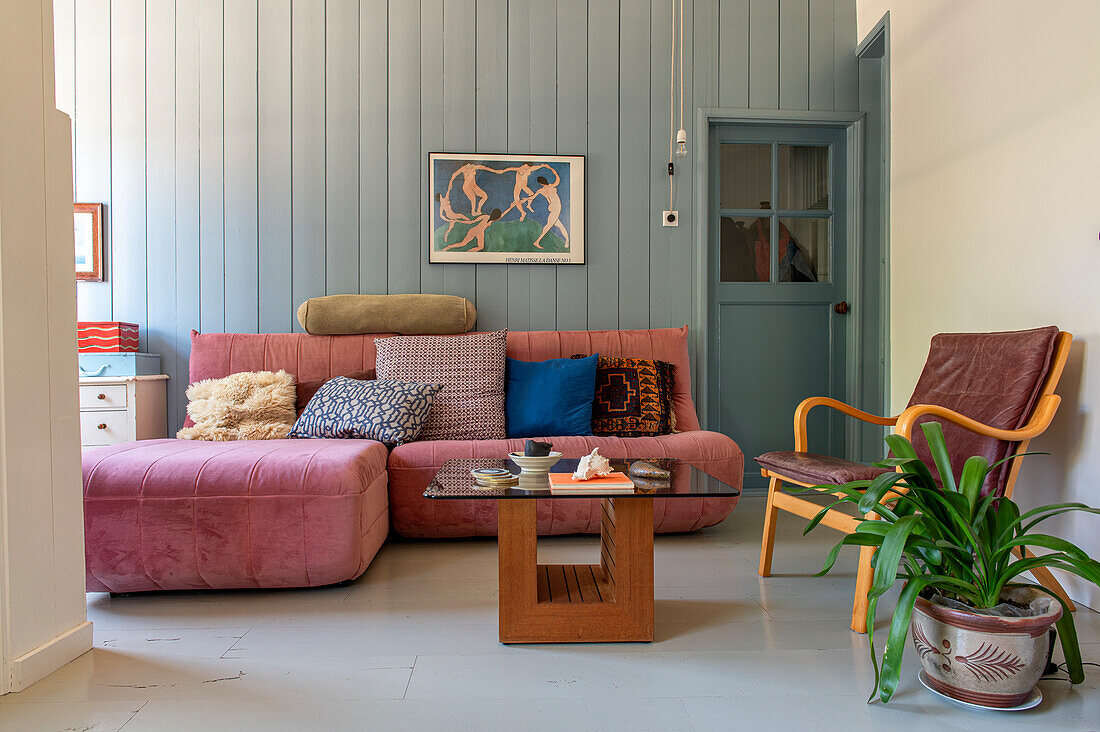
97, 393, 107, 400
97, 423, 107, 430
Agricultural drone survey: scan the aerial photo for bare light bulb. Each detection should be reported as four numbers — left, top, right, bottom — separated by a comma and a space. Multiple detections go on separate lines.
675, 128, 688, 157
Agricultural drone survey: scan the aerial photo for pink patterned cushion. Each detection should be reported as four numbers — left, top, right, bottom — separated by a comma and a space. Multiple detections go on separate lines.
374, 330, 507, 441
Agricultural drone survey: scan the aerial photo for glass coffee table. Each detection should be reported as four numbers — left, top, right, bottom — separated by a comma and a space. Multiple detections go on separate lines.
424, 457, 740, 644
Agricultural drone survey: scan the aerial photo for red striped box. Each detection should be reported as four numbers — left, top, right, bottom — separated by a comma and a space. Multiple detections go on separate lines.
78, 322, 140, 353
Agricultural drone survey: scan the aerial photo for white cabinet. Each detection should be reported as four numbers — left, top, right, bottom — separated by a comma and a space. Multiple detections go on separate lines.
79, 375, 169, 449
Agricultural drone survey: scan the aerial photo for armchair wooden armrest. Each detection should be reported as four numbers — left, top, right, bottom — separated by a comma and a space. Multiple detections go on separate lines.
895, 393, 1063, 442
794, 396, 899, 452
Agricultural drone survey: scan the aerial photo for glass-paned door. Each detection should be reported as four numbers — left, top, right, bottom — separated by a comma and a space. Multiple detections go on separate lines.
708, 124, 849, 491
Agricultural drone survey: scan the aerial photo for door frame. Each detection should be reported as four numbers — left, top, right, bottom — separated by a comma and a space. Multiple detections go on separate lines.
692, 108, 877, 463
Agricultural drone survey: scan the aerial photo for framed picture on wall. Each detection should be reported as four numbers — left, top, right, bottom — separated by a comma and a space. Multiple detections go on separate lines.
427, 152, 585, 264
74, 202, 104, 281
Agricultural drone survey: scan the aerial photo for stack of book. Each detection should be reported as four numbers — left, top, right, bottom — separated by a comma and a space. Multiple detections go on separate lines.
547, 472, 635, 495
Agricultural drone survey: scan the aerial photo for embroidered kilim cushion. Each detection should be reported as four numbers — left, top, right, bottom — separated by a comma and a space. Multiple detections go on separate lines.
289, 377, 443, 445
374, 330, 508, 440
574, 355, 676, 437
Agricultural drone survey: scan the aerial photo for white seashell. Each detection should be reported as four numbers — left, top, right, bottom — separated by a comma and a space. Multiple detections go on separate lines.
572, 448, 612, 481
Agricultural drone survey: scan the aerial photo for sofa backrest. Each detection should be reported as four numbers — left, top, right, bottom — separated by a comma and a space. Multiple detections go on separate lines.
188, 326, 701, 431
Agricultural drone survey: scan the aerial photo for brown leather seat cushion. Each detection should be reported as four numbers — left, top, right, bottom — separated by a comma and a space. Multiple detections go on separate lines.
755, 451, 888, 486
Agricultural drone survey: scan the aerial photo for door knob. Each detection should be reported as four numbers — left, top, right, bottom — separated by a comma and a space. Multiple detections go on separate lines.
834, 301, 850, 315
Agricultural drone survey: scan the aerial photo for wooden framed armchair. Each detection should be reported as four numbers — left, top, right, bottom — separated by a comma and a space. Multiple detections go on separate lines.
755, 327, 1074, 633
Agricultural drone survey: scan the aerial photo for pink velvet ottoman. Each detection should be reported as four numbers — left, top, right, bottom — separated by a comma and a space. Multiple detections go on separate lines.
83, 438, 389, 592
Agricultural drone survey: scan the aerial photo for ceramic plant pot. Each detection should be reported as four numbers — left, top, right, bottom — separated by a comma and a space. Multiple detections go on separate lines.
911, 587, 1061, 708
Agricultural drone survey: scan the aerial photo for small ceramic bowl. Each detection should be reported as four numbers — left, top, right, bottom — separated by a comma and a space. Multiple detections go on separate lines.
507, 452, 563, 474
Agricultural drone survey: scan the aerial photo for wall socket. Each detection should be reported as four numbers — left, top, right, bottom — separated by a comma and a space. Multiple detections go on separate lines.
662, 210, 679, 227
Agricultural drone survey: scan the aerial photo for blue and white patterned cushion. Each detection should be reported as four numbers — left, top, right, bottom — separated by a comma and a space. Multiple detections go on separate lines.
288, 377, 443, 445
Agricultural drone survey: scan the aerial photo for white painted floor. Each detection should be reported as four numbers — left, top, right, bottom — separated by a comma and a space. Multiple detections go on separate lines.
3, 494, 1099, 731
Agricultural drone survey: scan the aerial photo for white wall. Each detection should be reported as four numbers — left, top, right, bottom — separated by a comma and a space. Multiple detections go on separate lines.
857, 0, 1100, 608
0, 0, 91, 693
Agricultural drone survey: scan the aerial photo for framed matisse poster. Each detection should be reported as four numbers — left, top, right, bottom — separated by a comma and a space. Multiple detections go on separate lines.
74, 203, 104, 281
428, 152, 584, 264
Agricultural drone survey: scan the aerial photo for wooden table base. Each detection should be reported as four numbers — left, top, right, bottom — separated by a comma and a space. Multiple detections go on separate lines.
497, 497, 654, 643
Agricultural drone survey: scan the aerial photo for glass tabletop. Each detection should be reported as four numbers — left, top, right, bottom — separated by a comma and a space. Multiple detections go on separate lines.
423, 457, 741, 499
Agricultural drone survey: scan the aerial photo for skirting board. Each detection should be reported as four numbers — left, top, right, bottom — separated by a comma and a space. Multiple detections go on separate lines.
6, 620, 92, 693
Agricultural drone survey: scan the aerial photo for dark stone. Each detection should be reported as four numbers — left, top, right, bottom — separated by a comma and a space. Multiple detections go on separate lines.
524, 439, 553, 457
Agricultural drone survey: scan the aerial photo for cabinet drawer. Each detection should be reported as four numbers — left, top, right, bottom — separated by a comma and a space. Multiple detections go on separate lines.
79, 384, 128, 410
80, 410, 130, 445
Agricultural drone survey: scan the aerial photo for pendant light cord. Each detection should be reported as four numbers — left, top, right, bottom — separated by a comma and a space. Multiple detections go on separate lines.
668, 0, 677, 209
679, 0, 684, 132
668, 0, 686, 211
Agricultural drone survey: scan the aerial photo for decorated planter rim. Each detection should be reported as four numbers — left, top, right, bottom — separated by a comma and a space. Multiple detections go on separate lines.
915, 588, 1062, 639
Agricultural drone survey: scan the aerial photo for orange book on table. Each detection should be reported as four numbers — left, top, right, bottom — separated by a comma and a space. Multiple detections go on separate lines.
548, 472, 635, 494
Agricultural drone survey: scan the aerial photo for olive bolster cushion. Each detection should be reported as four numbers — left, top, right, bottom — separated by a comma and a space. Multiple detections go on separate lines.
296, 293, 477, 335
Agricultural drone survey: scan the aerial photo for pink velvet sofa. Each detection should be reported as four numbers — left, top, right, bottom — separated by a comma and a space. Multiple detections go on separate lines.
82, 327, 743, 592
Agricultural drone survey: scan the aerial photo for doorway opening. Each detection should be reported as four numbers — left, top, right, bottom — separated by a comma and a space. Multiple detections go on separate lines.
692, 106, 887, 492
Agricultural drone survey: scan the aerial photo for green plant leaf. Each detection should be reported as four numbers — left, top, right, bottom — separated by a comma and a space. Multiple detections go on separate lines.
985, 450, 1048, 475
958, 455, 988, 517
1017, 506, 1100, 539
1057, 607, 1086, 684
920, 421, 958, 493
876, 577, 933, 703
998, 555, 1100, 591
816, 533, 884, 576
996, 534, 1091, 563
997, 502, 1100, 544
857, 472, 911, 514
884, 434, 939, 489
804, 499, 848, 535
869, 515, 923, 602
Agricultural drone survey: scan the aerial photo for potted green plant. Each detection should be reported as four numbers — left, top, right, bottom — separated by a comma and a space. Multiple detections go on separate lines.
806, 422, 1100, 707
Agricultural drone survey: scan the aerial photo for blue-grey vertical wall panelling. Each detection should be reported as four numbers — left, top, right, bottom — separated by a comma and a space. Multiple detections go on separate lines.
224, 0, 260, 333
325, 0, 360, 297
358, 0, 388, 296
146, 0, 177, 427
198, 0, 225, 334
257, 0, 293, 334
109, 0, 148, 348
584, 0, 619, 331
471, 0, 508, 332
617, 1, 650, 331
554, 0, 589, 332
174, 2, 201, 434
420, 0, 446, 298
65, 0, 860, 428
388, 0, 421, 297
527, 0, 558, 331
441, 0, 478, 305
73, 0, 113, 322
505, 0, 532, 332
291, 0, 327, 330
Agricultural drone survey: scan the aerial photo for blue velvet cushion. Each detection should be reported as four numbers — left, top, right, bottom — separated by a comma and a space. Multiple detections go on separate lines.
505, 354, 597, 438
289, 377, 443, 446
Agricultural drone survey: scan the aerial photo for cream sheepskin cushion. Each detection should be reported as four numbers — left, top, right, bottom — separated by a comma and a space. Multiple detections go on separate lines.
177, 370, 297, 441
